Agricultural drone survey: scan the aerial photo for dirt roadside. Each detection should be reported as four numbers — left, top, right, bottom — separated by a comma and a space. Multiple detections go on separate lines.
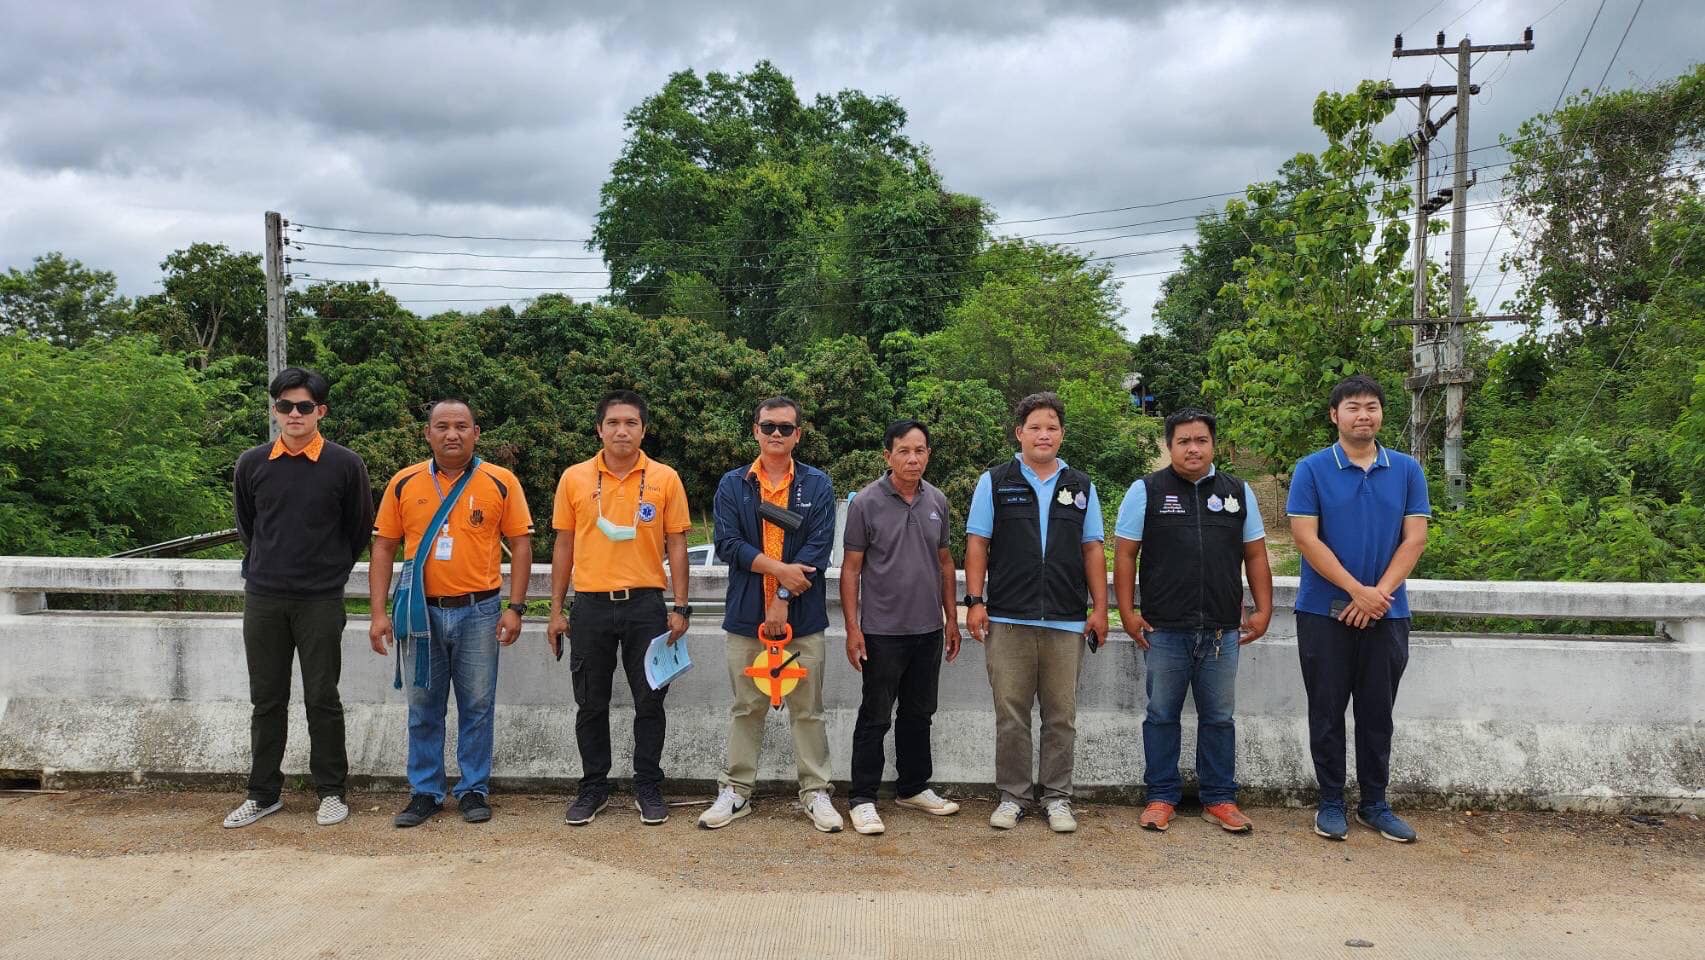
2, 790, 1700, 960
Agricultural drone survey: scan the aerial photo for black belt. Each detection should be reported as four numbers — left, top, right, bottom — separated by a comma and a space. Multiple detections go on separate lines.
577, 588, 664, 603
425, 588, 501, 608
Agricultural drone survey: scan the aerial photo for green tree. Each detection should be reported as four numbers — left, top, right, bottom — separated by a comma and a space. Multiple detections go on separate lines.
1203, 83, 1415, 475
0, 334, 230, 554
131, 243, 265, 369
593, 60, 985, 348
1502, 65, 1705, 330
0, 252, 131, 346
924, 239, 1132, 406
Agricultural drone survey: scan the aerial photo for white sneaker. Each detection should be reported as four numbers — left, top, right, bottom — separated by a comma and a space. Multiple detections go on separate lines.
316, 795, 349, 826
1046, 799, 1078, 833
850, 802, 885, 835
897, 788, 961, 816
805, 790, 844, 833
222, 798, 282, 829
696, 786, 750, 830
989, 799, 1024, 830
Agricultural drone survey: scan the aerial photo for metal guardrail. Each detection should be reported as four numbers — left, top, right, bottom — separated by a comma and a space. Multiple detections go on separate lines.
108, 529, 242, 559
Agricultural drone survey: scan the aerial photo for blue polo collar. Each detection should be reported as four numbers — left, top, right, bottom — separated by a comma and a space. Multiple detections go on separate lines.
1330, 443, 1392, 470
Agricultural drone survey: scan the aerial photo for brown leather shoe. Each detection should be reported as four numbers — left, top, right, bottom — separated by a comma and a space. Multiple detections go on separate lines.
1202, 802, 1254, 832
1139, 801, 1175, 831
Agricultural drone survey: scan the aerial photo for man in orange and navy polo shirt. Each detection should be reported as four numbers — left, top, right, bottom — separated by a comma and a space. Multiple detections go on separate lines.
369, 399, 533, 828
547, 391, 692, 827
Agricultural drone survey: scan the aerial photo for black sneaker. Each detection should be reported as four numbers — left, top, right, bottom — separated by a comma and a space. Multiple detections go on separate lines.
564, 787, 609, 826
634, 782, 669, 825
459, 792, 492, 824
393, 794, 441, 828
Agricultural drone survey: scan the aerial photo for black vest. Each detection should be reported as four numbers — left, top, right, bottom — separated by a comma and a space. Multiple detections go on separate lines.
1138, 466, 1248, 630
985, 459, 1093, 622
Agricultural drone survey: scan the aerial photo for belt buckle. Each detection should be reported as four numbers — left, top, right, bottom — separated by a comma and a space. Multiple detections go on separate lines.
611, 588, 631, 602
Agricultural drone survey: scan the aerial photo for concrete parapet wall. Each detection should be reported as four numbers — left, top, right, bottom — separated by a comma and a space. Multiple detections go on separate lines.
1, 558, 1700, 812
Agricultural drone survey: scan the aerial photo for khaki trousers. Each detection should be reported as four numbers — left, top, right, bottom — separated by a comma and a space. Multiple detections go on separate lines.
984, 621, 1084, 806
719, 630, 833, 802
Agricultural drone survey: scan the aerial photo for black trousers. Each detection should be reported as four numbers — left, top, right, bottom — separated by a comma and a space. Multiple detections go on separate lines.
848, 630, 944, 806
569, 591, 669, 789
1296, 612, 1410, 807
243, 592, 348, 803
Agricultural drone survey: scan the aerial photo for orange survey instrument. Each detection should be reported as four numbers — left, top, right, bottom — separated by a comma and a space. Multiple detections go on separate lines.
743, 622, 807, 710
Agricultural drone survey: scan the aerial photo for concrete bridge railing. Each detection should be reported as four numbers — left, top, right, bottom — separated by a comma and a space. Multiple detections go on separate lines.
1, 557, 1700, 813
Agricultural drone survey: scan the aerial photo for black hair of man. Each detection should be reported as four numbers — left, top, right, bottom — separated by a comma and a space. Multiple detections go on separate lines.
268, 367, 330, 404
1013, 391, 1066, 430
1329, 374, 1386, 410
596, 390, 649, 428
884, 419, 931, 451
754, 395, 802, 424
426, 398, 479, 424
1164, 408, 1218, 445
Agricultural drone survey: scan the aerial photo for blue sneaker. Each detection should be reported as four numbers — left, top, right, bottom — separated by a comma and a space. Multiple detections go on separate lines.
1314, 800, 1348, 840
1356, 803, 1417, 843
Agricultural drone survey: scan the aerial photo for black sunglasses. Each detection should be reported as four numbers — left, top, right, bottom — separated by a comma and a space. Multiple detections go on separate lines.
273, 400, 321, 415
757, 421, 798, 437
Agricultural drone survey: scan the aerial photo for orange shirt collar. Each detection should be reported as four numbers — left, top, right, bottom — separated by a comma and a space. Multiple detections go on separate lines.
269, 432, 324, 462
595, 449, 652, 478
748, 457, 795, 495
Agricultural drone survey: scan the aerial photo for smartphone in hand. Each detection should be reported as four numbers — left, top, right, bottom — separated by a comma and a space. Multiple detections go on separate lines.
1084, 628, 1101, 653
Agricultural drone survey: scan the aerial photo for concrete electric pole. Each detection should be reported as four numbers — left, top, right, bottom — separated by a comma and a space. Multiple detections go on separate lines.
263, 211, 288, 438
1382, 29, 1534, 506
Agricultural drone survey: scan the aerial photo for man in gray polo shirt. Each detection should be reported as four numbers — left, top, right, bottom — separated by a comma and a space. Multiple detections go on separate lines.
840, 419, 964, 835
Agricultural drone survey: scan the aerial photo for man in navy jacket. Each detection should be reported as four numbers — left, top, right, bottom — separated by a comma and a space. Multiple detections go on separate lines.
697, 396, 843, 833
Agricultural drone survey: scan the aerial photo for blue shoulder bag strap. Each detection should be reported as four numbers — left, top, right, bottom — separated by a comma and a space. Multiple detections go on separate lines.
391, 457, 483, 689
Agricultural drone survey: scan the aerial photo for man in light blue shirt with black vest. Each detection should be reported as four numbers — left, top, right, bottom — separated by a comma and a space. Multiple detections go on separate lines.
1113, 408, 1273, 835
1286, 374, 1430, 844
963, 391, 1108, 835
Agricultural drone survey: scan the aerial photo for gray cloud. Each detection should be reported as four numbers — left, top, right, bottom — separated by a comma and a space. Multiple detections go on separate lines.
1, 0, 1698, 332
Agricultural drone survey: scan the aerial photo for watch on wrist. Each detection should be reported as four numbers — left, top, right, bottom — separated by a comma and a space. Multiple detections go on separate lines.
673, 604, 693, 618
507, 601, 528, 615
775, 585, 793, 600
962, 594, 985, 608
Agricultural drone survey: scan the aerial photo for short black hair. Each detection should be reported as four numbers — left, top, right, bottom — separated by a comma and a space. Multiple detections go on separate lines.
268, 367, 329, 404
596, 390, 649, 428
1329, 374, 1386, 409
754, 395, 802, 424
426, 398, 478, 424
1013, 391, 1066, 430
1165, 408, 1217, 445
884, 419, 931, 450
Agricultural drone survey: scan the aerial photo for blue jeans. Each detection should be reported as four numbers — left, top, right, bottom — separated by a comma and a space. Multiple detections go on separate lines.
405, 595, 501, 802
1142, 627, 1240, 806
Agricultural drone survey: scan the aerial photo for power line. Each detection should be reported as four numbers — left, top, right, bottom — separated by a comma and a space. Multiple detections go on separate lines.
1593, 0, 1644, 94
1554, 0, 1607, 111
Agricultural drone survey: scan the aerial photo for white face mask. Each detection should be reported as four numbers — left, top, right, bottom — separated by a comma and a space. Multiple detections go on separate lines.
594, 467, 645, 543
596, 514, 637, 542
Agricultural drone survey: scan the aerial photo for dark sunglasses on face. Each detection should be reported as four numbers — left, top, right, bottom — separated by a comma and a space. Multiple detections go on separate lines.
757, 421, 798, 437
273, 400, 321, 415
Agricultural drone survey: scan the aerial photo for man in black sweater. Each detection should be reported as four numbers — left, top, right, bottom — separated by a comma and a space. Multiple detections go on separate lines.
224, 368, 374, 829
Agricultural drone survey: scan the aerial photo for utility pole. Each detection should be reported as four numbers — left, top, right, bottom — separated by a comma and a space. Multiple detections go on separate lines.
263, 211, 287, 438
1383, 29, 1534, 506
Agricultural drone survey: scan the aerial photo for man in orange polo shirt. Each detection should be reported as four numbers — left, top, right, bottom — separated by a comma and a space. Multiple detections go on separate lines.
548, 391, 692, 827
369, 399, 533, 828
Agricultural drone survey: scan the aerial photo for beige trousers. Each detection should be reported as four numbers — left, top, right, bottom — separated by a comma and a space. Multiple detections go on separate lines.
984, 621, 1084, 806
718, 630, 833, 802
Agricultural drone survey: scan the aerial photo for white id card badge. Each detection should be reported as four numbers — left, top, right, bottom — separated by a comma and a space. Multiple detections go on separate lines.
434, 535, 454, 561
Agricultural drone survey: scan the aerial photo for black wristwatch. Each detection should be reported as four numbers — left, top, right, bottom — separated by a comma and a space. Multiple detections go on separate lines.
507, 601, 528, 615
962, 594, 986, 608
672, 604, 693, 618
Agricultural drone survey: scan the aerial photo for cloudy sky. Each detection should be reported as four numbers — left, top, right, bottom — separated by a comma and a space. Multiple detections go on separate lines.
0, 0, 1696, 336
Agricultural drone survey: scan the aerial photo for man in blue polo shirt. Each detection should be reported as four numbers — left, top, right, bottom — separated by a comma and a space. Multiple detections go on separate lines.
1286, 374, 1430, 843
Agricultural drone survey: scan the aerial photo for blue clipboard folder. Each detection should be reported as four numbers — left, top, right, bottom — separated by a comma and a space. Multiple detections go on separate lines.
644, 631, 691, 689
